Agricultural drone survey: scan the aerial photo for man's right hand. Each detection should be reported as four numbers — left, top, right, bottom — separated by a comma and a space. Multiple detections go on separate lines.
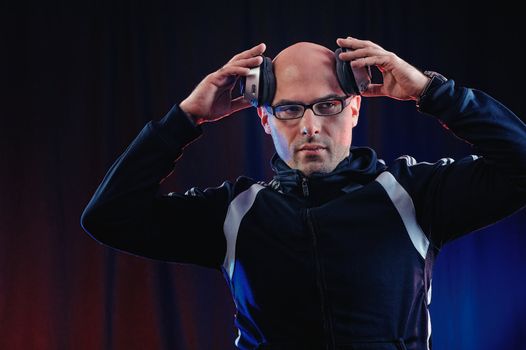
179, 43, 266, 126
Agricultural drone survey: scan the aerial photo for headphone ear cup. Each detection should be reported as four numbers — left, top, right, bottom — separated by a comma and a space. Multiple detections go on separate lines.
239, 56, 275, 107
334, 48, 371, 95
258, 56, 276, 106
334, 48, 359, 95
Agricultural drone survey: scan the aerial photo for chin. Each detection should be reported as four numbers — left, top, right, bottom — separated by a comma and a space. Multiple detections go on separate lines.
300, 162, 332, 176
295, 151, 336, 176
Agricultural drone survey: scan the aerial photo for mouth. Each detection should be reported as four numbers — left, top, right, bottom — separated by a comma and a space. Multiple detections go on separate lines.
297, 144, 327, 155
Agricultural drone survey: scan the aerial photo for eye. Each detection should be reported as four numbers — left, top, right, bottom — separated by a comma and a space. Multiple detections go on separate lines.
275, 105, 303, 117
315, 100, 341, 114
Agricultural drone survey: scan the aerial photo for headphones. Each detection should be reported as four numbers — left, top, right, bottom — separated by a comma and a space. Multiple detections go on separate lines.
240, 47, 372, 107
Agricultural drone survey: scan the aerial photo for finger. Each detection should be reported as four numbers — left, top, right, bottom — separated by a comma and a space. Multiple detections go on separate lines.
338, 47, 386, 61
229, 43, 267, 62
210, 66, 251, 85
361, 83, 386, 97
216, 65, 252, 77
214, 56, 263, 82
336, 36, 382, 51
336, 36, 356, 48
230, 95, 252, 113
350, 54, 391, 70
227, 56, 263, 69
336, 36, 381, 50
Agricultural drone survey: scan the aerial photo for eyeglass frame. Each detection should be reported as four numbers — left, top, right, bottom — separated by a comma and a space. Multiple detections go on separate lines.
264, 94, 353, 120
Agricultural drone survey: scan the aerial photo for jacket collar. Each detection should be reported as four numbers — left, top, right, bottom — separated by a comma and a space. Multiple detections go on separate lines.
270, 146, 387, 195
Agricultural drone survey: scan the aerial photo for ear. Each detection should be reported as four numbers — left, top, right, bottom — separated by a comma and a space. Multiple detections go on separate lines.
349, 95, 361, 128
257, 106, 272, 134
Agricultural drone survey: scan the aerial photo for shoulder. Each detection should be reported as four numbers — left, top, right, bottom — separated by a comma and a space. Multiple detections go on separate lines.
173, 176, 277, 203
392, 155, 457, 169
388, 154, 483, 172
384, 154, 456, 179
379, 154, 481, 192
378, 155, 484, 193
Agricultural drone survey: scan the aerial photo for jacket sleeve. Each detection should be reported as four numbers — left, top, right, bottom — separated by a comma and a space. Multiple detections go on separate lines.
410, 79, 526, 247
80, 104, 230, 269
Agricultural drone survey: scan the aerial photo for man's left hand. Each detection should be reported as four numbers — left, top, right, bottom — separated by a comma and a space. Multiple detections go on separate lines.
336, 36, 430, 101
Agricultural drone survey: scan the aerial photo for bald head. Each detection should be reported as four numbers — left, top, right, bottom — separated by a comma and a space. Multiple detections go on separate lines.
271, 42, 343, 105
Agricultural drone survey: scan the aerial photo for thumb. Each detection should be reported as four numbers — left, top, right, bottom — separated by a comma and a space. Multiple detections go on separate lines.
230, 96, 253, 114
361, 83, 385, 97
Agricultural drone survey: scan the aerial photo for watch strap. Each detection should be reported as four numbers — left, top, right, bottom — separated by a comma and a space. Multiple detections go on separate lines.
416, 70, 448, 110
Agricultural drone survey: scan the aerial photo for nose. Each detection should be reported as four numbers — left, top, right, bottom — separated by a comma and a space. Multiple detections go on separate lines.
300, 108, 321, 136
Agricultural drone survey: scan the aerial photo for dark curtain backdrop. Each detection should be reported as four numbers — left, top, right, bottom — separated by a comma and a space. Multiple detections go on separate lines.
1, 1, 525, 349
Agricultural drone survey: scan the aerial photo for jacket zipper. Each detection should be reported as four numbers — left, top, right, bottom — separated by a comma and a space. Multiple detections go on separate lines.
301, 176, 310, 197
305, 208, 335, 349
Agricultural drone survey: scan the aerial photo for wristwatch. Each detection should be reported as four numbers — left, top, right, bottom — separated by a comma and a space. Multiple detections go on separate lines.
416, 70, 448, 110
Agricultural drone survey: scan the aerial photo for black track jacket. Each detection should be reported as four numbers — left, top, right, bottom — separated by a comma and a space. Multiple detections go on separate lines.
81, 80, 526, 350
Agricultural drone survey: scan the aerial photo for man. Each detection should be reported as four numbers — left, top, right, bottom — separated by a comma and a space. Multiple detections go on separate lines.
81, 37, 526, 350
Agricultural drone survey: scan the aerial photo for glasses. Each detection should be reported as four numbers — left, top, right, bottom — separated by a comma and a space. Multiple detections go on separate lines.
266, 96, 351, 120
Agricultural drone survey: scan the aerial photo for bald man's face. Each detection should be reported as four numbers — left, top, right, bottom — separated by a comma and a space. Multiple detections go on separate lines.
258, 42, 361, 176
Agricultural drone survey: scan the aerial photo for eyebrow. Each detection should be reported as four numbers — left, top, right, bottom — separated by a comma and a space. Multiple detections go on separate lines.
273, 93, 343, 106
